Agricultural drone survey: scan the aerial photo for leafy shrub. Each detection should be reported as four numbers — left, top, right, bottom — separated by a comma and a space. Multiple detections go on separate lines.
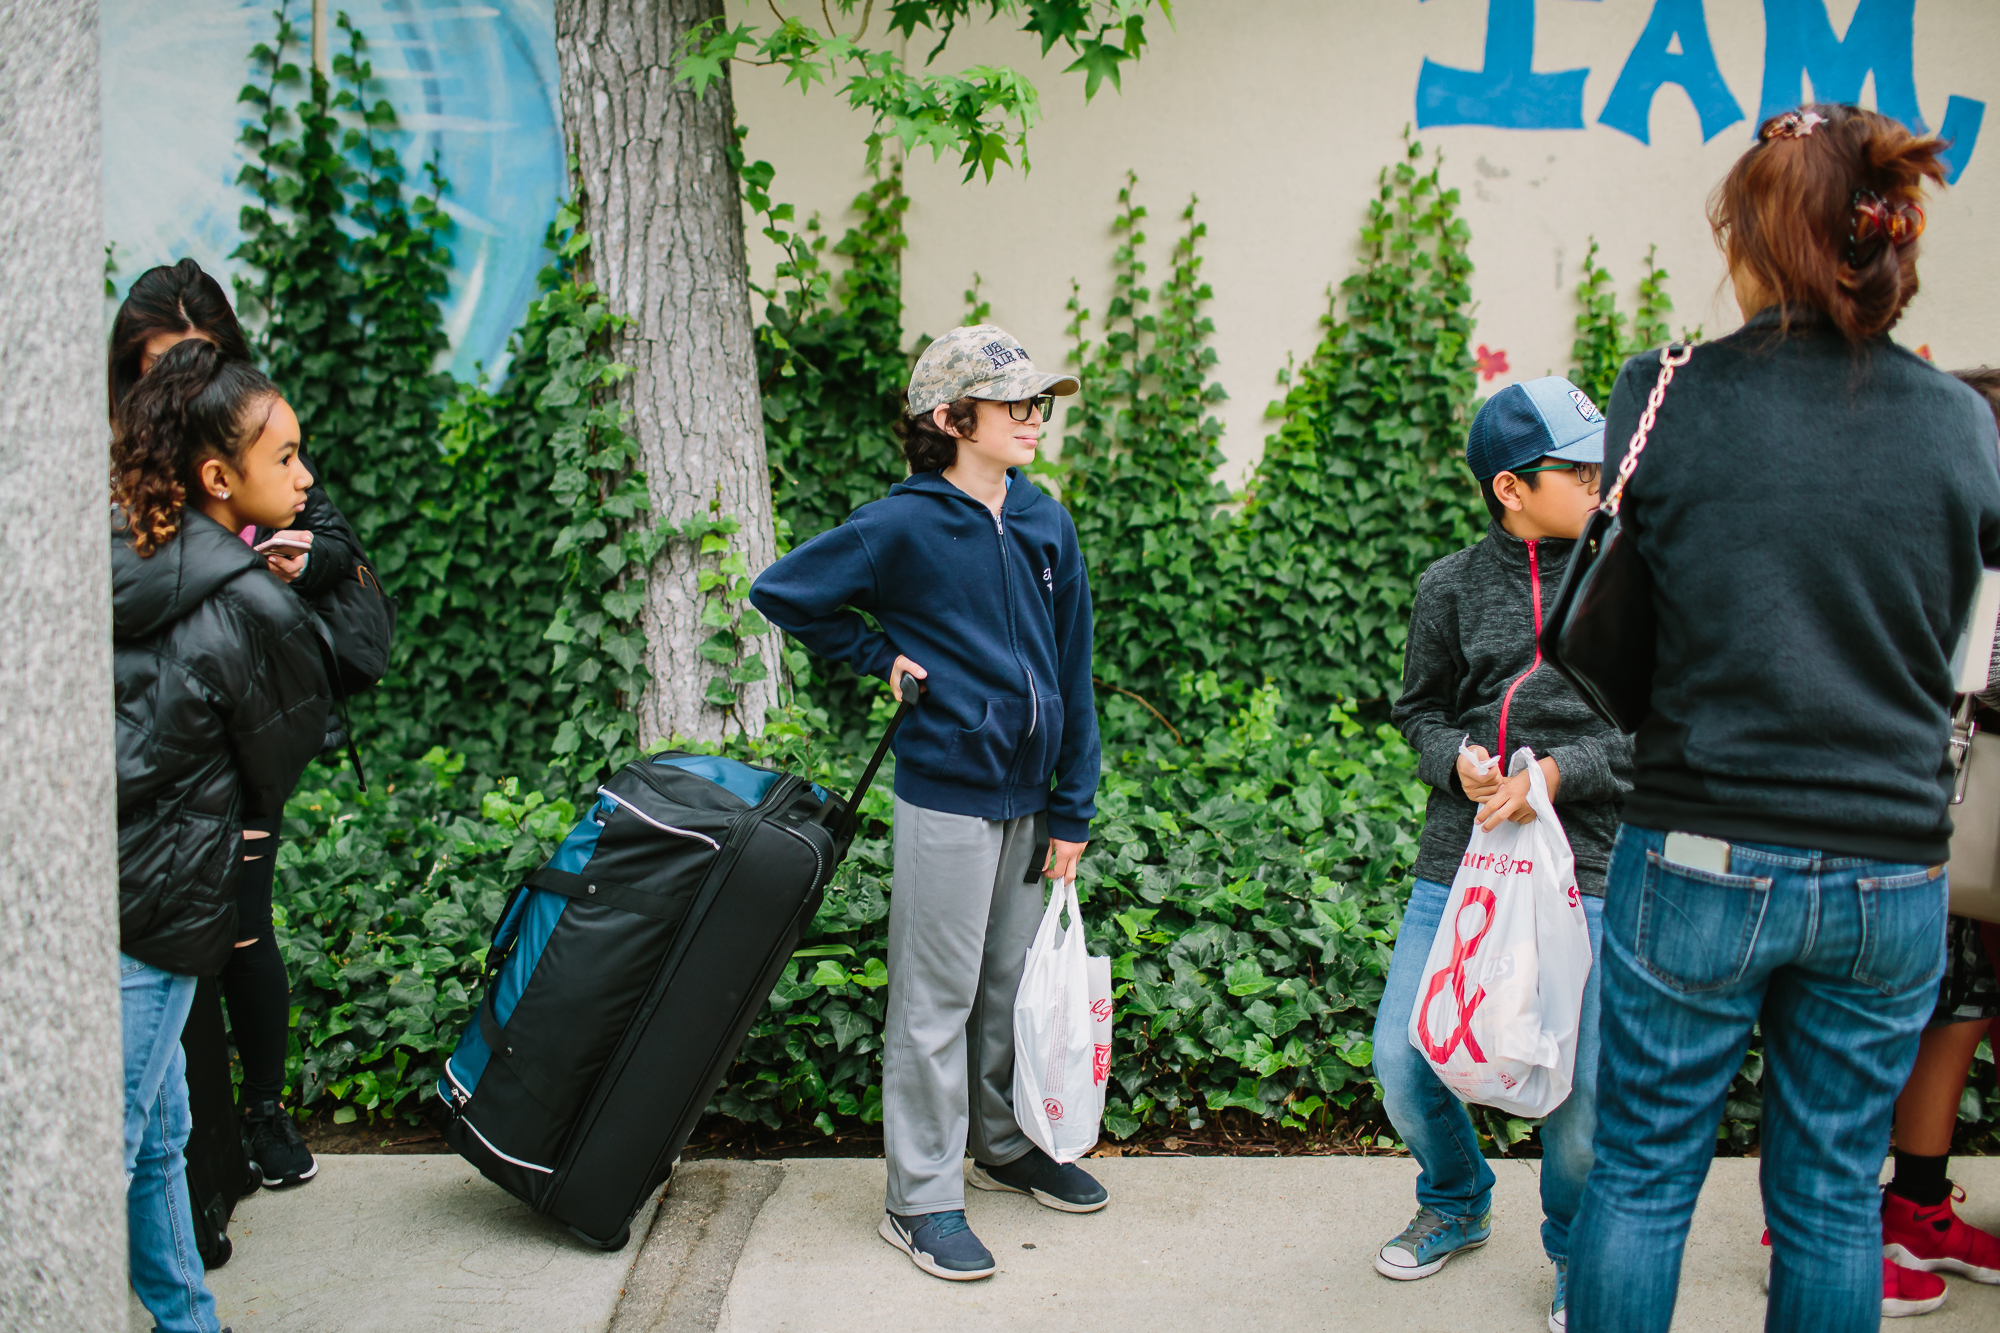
1225, 133, 1484, 715
275, 690, 1424, 1139
1567, 239, 1678, 409
275, 750, 567, 1118
232, 5, 566, 774
1059, 178, 1234, 719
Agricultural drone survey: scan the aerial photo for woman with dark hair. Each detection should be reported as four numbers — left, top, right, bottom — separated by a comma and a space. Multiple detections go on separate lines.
1567, 105, 2000, 1332
110, 258, 359, 1188
112, 338, 328, 1331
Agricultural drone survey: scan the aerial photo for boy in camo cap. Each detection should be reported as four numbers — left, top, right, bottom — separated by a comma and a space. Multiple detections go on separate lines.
751, 326, 1105, 1281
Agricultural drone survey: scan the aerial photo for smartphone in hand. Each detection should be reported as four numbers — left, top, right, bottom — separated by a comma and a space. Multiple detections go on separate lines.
254, 535, 313, 558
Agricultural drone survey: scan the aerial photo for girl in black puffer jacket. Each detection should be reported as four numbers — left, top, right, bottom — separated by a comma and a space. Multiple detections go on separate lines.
112, 340, 327, 1332
110, 260, 363, 1189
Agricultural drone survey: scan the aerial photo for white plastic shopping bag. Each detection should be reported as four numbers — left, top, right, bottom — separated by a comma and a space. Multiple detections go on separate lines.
1012, 877, 1106, 1162
1406, 744, 1592, 1118
1086, 951, 1114, 1118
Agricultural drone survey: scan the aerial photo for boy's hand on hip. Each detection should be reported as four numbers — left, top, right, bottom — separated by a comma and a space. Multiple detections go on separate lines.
1457, 744, 1503, 800
1045, 838, 1087, 884
1474, 756, 1560, 830
888, 656, 927, 702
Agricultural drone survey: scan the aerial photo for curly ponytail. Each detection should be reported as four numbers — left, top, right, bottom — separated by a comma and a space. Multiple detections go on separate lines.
110, 339, 279, 556
1709, 103, 1948, 343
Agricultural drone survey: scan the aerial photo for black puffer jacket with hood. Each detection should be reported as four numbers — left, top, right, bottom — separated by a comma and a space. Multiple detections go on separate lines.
113, 508, 330, 975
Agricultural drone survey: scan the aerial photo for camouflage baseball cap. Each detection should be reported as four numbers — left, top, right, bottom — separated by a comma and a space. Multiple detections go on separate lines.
905, 324, 1080, 417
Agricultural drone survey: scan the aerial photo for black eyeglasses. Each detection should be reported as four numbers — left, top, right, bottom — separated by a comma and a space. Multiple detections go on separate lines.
1006, 394, 1056, 422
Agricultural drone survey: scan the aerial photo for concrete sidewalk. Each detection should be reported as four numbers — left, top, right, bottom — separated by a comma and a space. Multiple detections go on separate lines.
128, 1154, 2000, 1332
127, 1156, 659, 1332
693, 1156, 2000, 1333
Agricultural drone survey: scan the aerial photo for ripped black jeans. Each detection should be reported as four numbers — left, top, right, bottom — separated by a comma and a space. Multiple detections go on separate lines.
222, 816, 290, 1105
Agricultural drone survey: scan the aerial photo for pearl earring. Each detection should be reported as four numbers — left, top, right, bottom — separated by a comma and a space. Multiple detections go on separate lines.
219, 489, 230, 499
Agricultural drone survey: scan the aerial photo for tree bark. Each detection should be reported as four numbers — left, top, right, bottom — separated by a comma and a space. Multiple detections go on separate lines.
0, 1, 125, 1326
555, 0, 783, 746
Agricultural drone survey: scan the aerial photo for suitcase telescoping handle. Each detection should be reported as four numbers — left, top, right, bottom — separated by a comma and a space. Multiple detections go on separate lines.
832, 671, 921, 844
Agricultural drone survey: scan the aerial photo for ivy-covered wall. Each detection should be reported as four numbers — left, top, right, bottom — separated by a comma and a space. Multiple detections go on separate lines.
222, 13, 1994, 1158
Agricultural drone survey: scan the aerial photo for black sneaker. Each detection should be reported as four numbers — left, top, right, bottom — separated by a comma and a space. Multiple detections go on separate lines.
970, 1146, 1109, 1213
878, 1209, 996, 1280
241, 1100, 318, 1188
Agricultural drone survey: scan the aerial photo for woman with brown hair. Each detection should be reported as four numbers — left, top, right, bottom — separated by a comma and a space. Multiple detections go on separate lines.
1566, 104, 2000, 1332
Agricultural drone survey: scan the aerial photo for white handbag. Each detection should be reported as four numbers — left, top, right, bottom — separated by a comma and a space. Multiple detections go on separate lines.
1944, 572, 2000, 925
1946, 698, 2000, 924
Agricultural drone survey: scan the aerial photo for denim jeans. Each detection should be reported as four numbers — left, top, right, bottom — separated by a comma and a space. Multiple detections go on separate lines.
122, 955, 220, 1333
1373, 876, 1605, 1261
1570, 826, 1946, 1333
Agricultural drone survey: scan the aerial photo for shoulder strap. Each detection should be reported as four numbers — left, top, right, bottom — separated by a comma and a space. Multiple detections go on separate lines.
1602, 343, 1693, 517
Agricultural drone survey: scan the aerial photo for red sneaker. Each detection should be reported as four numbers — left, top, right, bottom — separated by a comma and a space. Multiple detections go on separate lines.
1880, 1256, 1949, 1318
1757, 1231, 1948, 1318
1883, 1185, 2000, 1284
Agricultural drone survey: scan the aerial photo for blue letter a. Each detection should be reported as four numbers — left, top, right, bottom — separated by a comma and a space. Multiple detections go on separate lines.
1598, 0, 1744, 144
1416, 0, 1600, 131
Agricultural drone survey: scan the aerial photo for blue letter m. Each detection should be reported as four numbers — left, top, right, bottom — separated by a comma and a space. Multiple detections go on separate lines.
1759, 0, 1982, 182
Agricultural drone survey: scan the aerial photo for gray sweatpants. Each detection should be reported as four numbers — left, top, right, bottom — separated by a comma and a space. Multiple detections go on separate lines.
882, 797, 1044, 1216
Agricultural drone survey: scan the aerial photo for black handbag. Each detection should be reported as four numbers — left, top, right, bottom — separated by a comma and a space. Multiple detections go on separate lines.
1538, 343, 1692, 734
314, 557, 397, 695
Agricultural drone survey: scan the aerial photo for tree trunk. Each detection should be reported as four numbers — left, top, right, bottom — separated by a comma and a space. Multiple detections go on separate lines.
0, 1, 126, 1326
555, 0, 783, 747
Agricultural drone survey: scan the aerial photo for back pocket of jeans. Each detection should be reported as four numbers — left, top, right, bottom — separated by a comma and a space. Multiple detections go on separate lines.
1852, 867, 1948, 995
1635, 851, 1772, 993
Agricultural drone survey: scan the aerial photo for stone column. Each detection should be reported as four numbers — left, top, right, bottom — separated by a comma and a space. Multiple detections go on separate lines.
0, 1, 125, 1326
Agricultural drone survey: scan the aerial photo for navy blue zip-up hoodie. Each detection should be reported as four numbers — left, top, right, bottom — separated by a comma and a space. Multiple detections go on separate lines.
750, 469, 1100, 841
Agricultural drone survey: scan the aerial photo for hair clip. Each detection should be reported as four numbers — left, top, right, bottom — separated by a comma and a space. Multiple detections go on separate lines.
1761, 109, 1827, 141
1848, 191, 1926, 266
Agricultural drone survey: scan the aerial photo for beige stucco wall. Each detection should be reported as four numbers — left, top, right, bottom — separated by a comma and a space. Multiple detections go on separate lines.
733, 0, 2000, 486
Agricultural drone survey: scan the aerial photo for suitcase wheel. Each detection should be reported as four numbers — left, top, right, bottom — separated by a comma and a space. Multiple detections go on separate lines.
567, 1222, 630, 1252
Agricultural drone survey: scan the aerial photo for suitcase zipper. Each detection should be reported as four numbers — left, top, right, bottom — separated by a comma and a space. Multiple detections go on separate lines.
597, 788, 721, 849
460, 1114, 555, 1175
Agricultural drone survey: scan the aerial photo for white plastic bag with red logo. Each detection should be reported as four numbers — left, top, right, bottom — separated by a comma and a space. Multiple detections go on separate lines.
1012, 877, 1108, 1163
1406, 744, 1592, 1119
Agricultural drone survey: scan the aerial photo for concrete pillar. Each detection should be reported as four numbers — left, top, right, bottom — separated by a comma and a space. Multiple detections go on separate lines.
0, 1, 126, 1327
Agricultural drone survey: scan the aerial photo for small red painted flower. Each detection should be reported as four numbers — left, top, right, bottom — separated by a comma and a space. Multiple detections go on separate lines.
1475, 344, 1510, 382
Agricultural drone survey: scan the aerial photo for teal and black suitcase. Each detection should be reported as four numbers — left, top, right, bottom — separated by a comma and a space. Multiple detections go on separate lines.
437, 683, 914, 1249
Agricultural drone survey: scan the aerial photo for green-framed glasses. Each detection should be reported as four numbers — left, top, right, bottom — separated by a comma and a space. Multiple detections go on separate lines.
1007, 394, 1056, 422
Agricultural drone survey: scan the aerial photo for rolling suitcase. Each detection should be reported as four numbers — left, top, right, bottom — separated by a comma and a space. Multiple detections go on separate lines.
181, 975, 257, 1268
436, 678, 918, 1248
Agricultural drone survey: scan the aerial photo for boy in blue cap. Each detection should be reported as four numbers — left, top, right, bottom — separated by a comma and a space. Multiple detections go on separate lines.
1372, 376, 1634, 1332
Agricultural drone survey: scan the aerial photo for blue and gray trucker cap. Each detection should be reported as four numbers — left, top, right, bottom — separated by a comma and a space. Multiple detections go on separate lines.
1464, 375, 1606, 480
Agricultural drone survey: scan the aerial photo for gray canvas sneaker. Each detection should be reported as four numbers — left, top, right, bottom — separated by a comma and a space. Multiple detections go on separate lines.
878, 1209, 996, 1280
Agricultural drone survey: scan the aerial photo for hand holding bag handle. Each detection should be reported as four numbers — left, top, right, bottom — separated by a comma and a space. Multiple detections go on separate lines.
1539, 342, 1693, 733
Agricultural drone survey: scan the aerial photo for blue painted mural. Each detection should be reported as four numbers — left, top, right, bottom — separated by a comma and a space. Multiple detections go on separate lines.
101, 0, 565, 379
1416, 0, 1982, 181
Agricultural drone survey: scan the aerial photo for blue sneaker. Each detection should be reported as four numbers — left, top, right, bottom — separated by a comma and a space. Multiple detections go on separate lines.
1550, 1258, 1567, 1331
970, 1146, 1109, 1213
1373, 1205, 1492, 1280
878, 1209, 995, 1281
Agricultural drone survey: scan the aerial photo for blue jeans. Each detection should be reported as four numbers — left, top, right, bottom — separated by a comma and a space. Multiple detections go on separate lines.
1373, 876, 1605, 1262
1570, 826, 1946, 1333
122, 955, 220, 1333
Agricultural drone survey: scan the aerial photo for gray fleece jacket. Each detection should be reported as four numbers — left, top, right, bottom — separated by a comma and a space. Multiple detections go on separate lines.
1392, 521, 1634, 895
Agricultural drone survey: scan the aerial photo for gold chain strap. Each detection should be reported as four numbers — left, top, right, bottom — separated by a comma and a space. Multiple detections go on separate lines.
1603, 343, 1693, 517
